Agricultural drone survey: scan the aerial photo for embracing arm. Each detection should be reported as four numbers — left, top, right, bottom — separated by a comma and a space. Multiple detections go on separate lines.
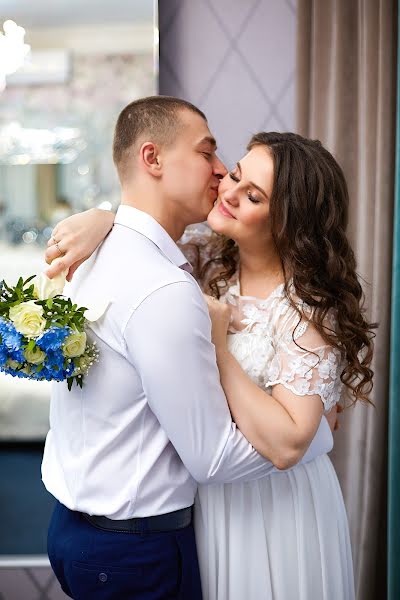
204, 295, 336, 470
45, 208, 115, 280
125, 283, 332, 483
124, 281, 277, 484
215, 347, 323, 470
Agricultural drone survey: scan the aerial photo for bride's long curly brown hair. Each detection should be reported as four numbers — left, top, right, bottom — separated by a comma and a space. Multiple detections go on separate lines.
202, 132, 376, 405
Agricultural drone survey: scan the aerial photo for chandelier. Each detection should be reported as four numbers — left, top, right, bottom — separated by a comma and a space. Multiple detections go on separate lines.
0, 20, 31, 92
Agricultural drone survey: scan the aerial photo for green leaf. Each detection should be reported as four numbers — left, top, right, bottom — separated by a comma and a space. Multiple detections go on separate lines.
27, 339, 35, 352
46, 298, 53, 310
24, 275, 36, 285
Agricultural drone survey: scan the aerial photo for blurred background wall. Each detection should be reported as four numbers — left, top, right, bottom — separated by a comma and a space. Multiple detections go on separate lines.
159, 0, 297, 168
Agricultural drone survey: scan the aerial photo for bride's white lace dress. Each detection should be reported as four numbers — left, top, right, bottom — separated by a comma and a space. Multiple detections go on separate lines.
181, 228, 355, 600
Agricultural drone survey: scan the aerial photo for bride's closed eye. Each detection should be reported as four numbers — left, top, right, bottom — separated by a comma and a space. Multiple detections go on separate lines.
247, 193, 260, 204
229, 172, 261, 204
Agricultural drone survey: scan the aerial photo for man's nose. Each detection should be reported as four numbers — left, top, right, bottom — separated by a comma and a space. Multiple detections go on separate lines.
213, 155, 228, 178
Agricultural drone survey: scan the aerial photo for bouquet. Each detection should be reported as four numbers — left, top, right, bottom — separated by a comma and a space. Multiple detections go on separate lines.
0, 270, 99, 390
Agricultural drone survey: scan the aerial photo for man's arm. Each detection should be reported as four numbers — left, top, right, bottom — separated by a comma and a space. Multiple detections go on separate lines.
123, 280, 333, 484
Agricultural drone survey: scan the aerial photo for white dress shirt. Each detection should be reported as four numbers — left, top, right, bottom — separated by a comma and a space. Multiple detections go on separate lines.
41, 205, 333, 519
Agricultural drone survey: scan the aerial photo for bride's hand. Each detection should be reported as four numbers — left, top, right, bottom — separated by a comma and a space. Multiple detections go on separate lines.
203, 294, 231, 350
45, 208, 115, 281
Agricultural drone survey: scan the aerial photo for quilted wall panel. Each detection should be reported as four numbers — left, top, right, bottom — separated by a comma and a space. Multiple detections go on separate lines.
159, 0, 297, 167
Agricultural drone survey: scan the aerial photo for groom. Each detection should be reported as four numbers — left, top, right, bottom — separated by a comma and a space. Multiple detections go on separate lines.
42, 96, 334, 599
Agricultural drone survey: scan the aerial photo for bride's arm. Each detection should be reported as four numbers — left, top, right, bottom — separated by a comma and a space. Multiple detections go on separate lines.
204, 295, 325, 470
45, 208, 115, 280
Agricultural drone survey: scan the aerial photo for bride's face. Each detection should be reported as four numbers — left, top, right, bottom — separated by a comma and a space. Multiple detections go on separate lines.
207, 146, 274, 245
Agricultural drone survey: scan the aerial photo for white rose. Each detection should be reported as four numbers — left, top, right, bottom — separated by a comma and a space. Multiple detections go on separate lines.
33, 270, 67, 300
24, 346, 46, 365
9, 301, 46, 338
6, 359, 21, 369
63, 331, 87, 358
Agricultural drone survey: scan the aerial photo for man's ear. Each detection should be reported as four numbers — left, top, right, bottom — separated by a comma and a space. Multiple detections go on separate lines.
139, 142, 162, 176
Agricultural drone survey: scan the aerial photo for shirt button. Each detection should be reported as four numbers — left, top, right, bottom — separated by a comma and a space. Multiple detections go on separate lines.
99, 572, 108, 583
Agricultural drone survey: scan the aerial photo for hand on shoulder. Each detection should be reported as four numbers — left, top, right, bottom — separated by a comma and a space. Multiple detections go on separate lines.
45, 208, 115, 281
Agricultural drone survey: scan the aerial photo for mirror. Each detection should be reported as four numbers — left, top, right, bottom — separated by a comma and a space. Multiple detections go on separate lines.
0, 0, 158, 443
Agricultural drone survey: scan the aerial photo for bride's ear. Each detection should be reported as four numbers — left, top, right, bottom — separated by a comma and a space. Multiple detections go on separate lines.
139, 142, 162, 177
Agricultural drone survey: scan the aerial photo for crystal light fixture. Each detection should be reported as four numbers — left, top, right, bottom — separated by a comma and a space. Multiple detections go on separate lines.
0, 20, 31, 92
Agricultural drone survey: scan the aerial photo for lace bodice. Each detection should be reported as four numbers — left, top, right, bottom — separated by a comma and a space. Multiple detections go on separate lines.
223, 282, 343, 411
179, 227, 344, 412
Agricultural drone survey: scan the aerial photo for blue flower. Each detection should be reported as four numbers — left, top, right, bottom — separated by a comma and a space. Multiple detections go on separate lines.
0, 317, 22, 351
2, 365, 28, 379
54, 370, 68, 382
15, 370, 30, 379
64, 361, 75, 377
45, 349, 65, 373
38, 365, 66, 382
30, 367, 52, 381
0, 345, 8, 367
9, 347, 25, 363
36, 326, 71, 352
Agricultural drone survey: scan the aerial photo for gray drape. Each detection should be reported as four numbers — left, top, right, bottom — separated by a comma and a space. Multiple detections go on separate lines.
297, 1, 397, 598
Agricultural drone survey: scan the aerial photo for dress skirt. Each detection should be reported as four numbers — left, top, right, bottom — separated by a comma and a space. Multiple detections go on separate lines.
194, 454, 355, 600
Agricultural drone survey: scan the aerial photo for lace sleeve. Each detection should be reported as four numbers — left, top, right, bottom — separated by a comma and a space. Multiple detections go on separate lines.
268, 304, 343, 412
178, 225, 223, 290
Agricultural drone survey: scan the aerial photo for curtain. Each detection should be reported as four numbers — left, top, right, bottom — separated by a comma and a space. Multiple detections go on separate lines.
297, 1, 397, 598
388, 3, 400, 597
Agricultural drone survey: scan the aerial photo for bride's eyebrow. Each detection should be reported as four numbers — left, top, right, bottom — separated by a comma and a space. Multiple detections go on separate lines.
237, 161, 269, 200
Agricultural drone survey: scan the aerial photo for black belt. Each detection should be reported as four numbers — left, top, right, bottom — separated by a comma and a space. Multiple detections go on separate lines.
82, 505, 193, 534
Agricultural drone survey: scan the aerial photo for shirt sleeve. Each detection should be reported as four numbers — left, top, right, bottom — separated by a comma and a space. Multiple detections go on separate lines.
123, 280, 333, 484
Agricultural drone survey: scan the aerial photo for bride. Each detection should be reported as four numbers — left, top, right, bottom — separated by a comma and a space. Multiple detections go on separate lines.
45, 131, 374, 599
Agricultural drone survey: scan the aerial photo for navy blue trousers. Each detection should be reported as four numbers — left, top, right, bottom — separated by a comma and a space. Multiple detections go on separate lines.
47, 502, 203, 599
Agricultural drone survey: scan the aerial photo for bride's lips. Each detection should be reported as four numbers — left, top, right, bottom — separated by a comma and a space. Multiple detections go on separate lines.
218, 202, 236, 219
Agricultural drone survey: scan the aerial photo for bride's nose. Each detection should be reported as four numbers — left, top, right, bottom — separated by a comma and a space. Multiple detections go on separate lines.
223, 187, 240, 207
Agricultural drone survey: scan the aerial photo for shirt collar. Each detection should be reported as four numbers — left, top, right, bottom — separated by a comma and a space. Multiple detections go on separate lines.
114, 205, 193, 273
